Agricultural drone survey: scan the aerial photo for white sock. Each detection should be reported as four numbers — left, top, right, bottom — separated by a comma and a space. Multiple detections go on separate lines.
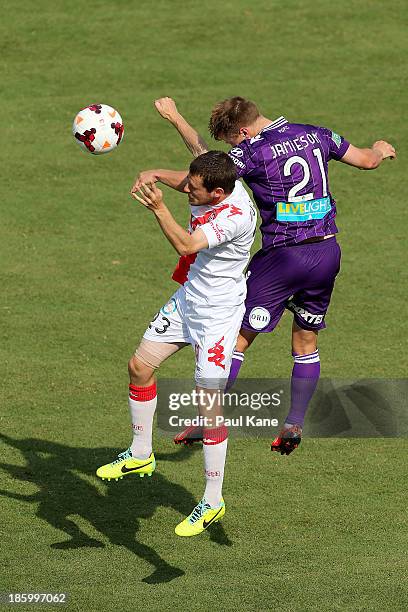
203, 426, 228, 507
128, 383, 157, 459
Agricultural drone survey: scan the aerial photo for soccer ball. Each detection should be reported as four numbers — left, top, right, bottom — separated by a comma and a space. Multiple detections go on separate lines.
72, 104, 124, 155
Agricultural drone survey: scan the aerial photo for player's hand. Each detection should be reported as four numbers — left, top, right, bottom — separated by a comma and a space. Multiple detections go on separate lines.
131, 182, 164, 212
131, 171, 159, 194
154, 97, 179, 121
372, 140, 396, 160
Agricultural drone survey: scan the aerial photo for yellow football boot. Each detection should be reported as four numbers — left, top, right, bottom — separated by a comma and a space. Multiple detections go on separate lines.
175, 498, 225, 537
96, 448, 155, 481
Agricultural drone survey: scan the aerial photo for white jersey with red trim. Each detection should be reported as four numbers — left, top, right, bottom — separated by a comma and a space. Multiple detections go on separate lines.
173, 181, 257, 307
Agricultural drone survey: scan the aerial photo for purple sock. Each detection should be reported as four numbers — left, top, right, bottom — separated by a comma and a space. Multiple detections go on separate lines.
285, 350, 320, 427
225, 351, 245, 391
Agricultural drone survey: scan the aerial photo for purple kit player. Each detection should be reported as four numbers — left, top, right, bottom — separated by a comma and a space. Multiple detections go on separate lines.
137, 96, 396, 454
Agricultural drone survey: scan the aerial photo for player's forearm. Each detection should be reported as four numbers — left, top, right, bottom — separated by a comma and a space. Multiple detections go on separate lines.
154, 204, 194, 256
340, 141, 395, 170
156, 169, 188, 191
358, 148, 383, 170
168, 113, 209, 157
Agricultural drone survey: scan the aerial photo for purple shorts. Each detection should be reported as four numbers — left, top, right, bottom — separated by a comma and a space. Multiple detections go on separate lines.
242, 237, 341, 333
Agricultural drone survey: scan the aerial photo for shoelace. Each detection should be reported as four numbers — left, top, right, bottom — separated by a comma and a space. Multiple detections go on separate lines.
189, 499, 211, 524
111, 448, 132, 465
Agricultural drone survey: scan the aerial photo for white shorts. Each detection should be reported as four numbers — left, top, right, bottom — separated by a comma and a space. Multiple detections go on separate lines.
143, 286, 245, 389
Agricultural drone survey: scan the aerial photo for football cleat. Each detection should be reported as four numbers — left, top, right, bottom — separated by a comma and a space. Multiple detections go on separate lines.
96, 448, 155, 481
271, 424, 302, 455
175, 497, 225, 537
173, 425, 203, 446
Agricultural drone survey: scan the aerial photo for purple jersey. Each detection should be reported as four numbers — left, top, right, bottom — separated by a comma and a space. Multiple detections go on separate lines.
228, 117, 350, 248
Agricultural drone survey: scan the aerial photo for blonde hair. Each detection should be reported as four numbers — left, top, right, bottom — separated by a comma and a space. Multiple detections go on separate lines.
209, 97, 260, 139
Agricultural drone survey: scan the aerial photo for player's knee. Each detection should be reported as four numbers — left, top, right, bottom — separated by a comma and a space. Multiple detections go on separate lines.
292, 326, 318, 355
128, 355, 154, 386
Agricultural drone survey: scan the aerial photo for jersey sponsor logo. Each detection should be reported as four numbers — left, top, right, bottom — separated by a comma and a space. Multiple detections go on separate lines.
208, 336, 226, 369
161, 297, 177, 315
331, 131, 342, 148
249, 307, 271, 330
230, 147, 243, 157
229, 155, 245, 169
209, 221, 225, 243
228, 205, 243, 218
276, 196, 331, 222
278, 125, 290, 133
287, 300, 325, 325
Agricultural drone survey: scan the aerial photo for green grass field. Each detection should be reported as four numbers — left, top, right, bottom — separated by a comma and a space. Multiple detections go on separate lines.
1, 1, 407, 610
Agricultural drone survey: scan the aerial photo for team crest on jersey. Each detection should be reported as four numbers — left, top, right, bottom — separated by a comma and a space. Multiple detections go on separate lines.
161, 297, 177, 315
331, 131, 342, 148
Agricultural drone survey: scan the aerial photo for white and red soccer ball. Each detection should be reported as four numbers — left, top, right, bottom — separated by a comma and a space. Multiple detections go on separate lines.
72, 104, 124, 154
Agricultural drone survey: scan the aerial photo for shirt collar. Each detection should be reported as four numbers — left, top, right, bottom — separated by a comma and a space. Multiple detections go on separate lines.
261, 116, 288, 132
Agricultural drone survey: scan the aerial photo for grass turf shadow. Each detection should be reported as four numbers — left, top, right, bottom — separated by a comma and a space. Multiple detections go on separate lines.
0, 433, 232, 584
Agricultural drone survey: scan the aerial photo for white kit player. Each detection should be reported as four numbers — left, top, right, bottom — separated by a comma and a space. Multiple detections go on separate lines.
96, 151, 256, 537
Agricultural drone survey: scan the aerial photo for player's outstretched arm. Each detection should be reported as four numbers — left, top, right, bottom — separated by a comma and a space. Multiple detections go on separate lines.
340, 140, 396, 169
131, 182, 208, 256
131, 169, 188, 195
154, 97, 209, 157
